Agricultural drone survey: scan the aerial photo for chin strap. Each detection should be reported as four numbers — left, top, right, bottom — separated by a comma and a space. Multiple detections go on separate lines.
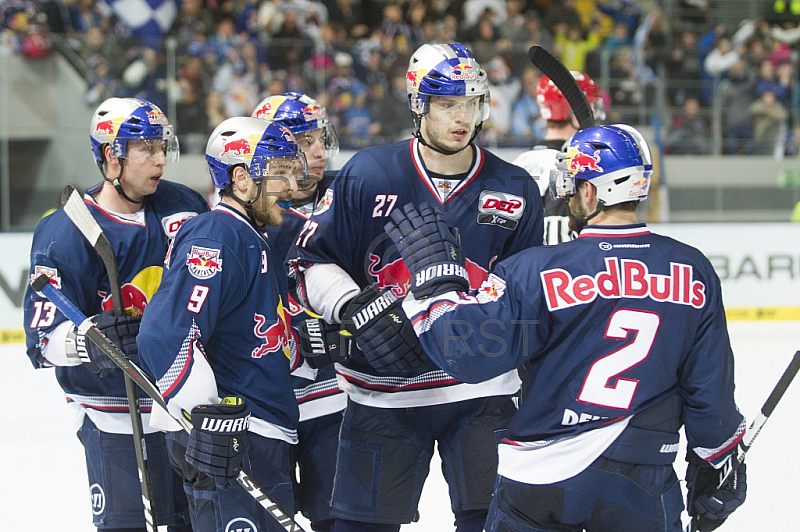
566, 202, 603, 234
98, 160, 144, 205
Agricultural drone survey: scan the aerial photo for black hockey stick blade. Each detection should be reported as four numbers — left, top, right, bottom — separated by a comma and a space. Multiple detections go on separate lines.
527, 45, 595, 130
31, 275, 307, 532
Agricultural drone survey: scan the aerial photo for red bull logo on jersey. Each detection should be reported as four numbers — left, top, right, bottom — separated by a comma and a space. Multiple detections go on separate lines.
567, 147, 603, 173
32, 265, 61, 289
220, 138, 252, 157
251, 300, 293, 359
450, 63, 477, 81
368, 253, 489, 296
147, 109, 168, 125
312, 188, 333, 215
541, 257, 707, 312
100, 266, 163, 316
186, 246, 223, 280
475, 274, 506, 303
368, 254, 411, 297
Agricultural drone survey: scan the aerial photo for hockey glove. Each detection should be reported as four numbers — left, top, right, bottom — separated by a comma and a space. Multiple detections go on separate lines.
66, 310, 141, 377
341, 286, 427, 373
298, 317, 354, 369
384, 202, 469, 299
186, 397, 250, 488
685, 450, 747, 532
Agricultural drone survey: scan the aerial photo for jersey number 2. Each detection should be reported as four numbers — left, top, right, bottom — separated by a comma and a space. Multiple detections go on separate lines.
578, 309, 660, 410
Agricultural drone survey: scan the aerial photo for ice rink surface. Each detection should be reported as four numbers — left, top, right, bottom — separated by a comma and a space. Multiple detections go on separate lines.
3, 320, 798, 531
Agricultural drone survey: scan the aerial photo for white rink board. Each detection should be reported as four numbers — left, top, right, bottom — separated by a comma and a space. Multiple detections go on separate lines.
2, 320, 799, 531
650, 223, 800, 311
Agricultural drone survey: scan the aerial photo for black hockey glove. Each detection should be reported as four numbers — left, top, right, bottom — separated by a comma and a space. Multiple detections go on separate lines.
298, 317, 354, 370
341, 286, 427, 374
186, 397, 250, 488
384, 202, 469, 299
67, 310, 141, 377
685, 449, 747, 532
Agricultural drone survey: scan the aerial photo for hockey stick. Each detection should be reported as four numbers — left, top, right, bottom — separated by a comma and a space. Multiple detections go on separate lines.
60, 185, 158, 531
527, 45, 595, 130
686, 350, 800, 532
31, 274, 307, 532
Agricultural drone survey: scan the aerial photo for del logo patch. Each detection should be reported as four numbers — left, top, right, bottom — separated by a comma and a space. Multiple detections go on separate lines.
32, 265, 61, 289
186, 246, 223, 279
477, 191, 525, 230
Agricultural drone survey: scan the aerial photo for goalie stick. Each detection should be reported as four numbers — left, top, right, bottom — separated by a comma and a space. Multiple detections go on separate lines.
61, 185, 158, 531
527, 45, 595, 130
686, 350, 800, 532
31, 274, 307, 532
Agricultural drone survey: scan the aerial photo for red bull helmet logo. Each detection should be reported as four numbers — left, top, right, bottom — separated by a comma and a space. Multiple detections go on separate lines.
253, 102, 275, 119
629, 176, 649, 198
147, 109, 168, 125
450, 63, 477, 81
303, 104, 325, 121
186, 246, 223, 280
567, 147, 603, 174
220, 137, 252, 157
94, 119, 117, 137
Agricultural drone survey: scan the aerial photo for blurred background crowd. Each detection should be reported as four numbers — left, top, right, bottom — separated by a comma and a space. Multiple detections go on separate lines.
1, 0, 799, 157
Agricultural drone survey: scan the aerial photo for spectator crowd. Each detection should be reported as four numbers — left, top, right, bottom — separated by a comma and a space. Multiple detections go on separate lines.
1, 0, 800, 156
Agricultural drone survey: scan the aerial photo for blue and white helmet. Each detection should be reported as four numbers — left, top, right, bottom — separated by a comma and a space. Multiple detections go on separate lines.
205, 117, 308, 190
550, 124, 652, 206
251, 92, 339, 158
406, 42, 491, 125
90, 97, 179, 166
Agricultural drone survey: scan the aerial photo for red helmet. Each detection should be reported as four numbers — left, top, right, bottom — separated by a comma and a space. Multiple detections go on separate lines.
536, 71, 605, 122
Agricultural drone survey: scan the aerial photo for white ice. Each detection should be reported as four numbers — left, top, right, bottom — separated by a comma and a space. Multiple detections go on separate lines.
3, 320, 798, 531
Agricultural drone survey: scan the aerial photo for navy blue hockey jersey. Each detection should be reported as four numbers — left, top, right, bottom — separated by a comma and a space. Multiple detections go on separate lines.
24, 181, 208, 434
264, 172, 346, 422
290, 138, 544, 407
138, 203, 299, 442
404, 224, 745, 483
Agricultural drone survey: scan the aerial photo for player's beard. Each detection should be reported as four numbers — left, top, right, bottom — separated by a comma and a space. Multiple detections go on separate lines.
252, 183, 289, 227
568, 195, 591, 234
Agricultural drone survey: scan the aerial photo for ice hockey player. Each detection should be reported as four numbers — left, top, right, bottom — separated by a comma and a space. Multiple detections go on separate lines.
137, 117, 308, 532
513, 70, 605, 244
288, 42, 544, 532
252, 92, 346, 532
388, 124, 747, 532
24, 97, 208, 530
